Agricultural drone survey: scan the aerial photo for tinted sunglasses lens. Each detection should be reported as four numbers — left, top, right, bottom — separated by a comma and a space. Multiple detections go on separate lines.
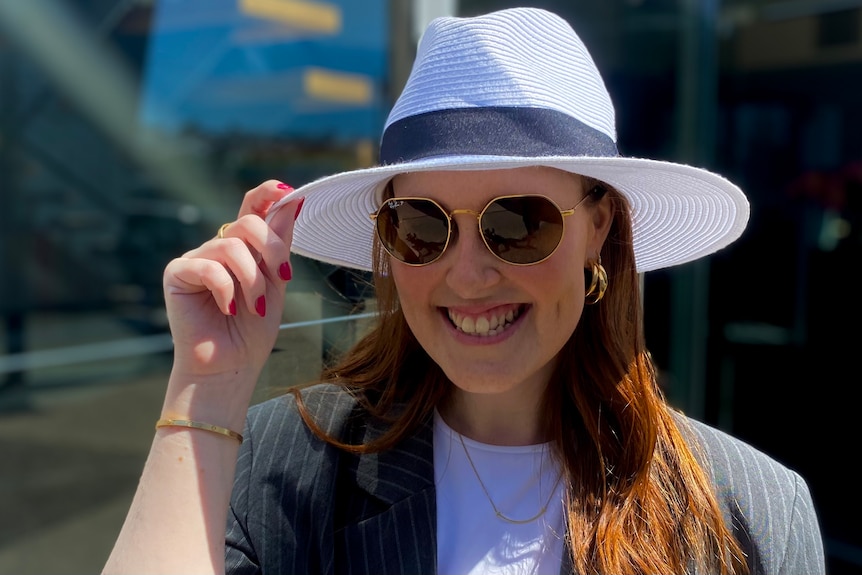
376, 199, 449, 264
481, 197, 564, 264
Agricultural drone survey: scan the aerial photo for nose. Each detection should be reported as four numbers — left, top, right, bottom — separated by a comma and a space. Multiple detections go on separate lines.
443, 212, 502, 296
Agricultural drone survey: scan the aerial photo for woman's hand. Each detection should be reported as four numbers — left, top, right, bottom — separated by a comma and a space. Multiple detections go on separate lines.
161, 180, 303, 420
103, 181, 304, 575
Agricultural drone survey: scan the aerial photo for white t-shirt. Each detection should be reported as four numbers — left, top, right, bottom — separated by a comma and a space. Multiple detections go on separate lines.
433, 411, 566, 575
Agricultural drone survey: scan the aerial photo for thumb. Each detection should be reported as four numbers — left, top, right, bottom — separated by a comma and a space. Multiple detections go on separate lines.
267, 195, 305, 247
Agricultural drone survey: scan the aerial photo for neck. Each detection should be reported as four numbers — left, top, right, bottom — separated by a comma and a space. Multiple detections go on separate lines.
439, 384, 548, 446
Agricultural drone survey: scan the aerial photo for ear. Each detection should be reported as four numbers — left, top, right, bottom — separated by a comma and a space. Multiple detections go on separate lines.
586, 191, 613, 258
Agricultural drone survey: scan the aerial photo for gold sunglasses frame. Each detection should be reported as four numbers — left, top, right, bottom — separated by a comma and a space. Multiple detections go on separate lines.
369, 193, 591, 266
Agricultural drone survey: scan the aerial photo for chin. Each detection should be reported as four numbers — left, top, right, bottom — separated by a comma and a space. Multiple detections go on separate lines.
441, 364, 550, 397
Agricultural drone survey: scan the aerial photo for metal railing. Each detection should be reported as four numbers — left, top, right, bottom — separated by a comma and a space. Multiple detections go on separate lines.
0, 311, 375, 380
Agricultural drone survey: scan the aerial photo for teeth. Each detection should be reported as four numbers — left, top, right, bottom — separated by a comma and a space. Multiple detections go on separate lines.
448, 307, 521, 336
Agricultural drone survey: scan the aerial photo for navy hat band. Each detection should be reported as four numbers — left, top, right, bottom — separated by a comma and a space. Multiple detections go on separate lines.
380, 107, 619, 165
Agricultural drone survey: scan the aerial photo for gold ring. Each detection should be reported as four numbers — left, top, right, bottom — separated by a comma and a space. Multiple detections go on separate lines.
217, 222, 231, 239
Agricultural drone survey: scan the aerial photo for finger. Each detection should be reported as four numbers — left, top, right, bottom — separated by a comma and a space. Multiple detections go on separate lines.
238, 180, 294, 219
265, 196, 305, 281
211, 236, 269, 316
268, 195, 305, 242
178, 229, 271, 317
217, 215, 293, 283
164, 257, 237, 316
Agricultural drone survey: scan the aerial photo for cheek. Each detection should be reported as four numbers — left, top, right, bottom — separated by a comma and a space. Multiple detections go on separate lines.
390, 265, 410, 305
547, 235, 588, 289
391, 264, 434, 314
551, 271, 584, 320
537, 243, 587, 319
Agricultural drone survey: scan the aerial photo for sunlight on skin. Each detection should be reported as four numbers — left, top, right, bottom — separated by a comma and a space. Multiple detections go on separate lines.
193, 340, 217, 364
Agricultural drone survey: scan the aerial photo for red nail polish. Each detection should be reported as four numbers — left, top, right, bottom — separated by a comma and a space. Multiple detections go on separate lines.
229, 299, 237, 316
255, 295, 266, 317
294, 197, 305, 220
278, 262, 292, 281
277, 183, 293, 190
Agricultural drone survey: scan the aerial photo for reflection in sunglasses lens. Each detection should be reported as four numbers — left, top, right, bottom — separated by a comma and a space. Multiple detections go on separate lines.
380, 200, 449, 264
482, 197, 562, 264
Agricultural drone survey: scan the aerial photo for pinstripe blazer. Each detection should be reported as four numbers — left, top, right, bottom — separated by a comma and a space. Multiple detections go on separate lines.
225, 384, 825, 574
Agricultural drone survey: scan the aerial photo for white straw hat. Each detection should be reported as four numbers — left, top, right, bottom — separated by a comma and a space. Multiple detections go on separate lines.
268, 7, 749, 273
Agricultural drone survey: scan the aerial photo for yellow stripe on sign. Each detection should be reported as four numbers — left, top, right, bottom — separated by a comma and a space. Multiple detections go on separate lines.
240, 0, 341, 33
304, 67, 372, 104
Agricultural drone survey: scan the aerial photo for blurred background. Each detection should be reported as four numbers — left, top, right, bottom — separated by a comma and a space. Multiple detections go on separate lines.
0, 0, 858, 573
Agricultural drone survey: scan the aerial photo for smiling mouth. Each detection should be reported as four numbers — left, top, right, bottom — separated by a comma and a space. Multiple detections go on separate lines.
446, 305, 525, 336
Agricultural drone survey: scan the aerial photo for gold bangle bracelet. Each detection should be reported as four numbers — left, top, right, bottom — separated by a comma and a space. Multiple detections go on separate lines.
155, 419, 243, 443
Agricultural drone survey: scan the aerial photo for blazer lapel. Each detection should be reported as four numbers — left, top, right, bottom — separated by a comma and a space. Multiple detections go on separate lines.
335, 416, 438, 574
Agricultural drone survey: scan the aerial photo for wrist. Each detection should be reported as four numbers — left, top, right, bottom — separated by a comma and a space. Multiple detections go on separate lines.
161, 370, 260, 432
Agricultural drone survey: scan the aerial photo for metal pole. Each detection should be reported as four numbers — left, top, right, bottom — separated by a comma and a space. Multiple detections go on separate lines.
388, 0, 414, 107
0, 44, 30, 406
668, 0, 719, 419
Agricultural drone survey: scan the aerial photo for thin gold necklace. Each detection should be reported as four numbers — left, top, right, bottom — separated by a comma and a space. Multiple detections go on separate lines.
457, 432, 563, 525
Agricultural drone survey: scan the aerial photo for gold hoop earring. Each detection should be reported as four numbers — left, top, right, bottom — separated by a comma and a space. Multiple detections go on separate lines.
584, 258, 608, 305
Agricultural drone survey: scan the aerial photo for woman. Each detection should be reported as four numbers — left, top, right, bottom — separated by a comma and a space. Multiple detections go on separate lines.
104, 7, 825, 575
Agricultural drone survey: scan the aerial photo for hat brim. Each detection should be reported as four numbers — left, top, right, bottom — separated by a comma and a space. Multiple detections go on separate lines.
268, 155, 749, 273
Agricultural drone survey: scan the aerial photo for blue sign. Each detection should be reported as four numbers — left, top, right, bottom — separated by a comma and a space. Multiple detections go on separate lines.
141, 0, 389, 142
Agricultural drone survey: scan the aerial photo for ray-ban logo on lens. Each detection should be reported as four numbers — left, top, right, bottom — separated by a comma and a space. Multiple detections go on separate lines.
387, 200, 404, 209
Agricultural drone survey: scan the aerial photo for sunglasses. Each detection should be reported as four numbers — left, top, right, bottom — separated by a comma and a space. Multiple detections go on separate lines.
370, 193, 592, 266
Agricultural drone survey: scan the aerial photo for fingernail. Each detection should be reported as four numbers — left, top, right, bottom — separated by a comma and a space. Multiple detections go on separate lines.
229, 299, 237, 316
278, 262, 292, 281
294, 197, 305, 220
277, 183, 293, 190
255, 295, 266, 317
